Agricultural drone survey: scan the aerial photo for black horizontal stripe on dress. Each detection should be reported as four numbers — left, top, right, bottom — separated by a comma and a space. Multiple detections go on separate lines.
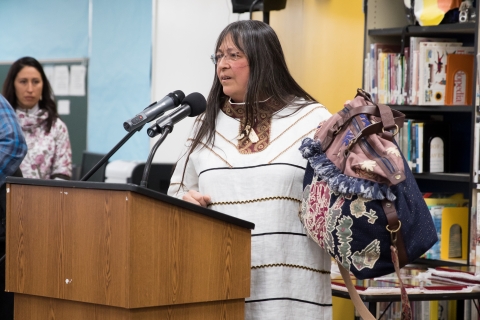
198, 162, 305, 177
246, 297, 332, 307
252, 232, 307, 237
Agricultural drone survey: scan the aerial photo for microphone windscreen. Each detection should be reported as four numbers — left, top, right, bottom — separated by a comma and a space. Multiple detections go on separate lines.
183, 92, 207, 117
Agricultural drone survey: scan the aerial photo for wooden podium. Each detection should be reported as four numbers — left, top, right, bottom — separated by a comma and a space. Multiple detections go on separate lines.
4, 177, 254, 319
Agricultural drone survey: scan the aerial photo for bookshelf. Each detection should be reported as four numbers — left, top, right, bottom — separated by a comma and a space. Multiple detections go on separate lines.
363, 0, 478, 267
368, 22, 476, 36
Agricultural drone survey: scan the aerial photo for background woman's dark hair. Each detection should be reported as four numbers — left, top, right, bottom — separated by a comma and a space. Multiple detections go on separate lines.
2, 56, 59, 133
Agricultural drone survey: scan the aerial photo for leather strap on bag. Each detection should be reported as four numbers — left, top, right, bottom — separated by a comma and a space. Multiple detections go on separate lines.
382, 199, 408, 267
338, 248, 412, 320
355, 88, 374, 102
322, 105, 405, 152
337, 262, 375, 320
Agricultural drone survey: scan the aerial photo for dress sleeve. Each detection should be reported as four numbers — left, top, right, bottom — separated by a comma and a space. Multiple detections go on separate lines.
0, 95, 27, 185
51, 119, 73, 179
167, 118, 202, 199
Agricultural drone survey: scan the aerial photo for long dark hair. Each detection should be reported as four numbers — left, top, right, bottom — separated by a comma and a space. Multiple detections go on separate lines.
2, 56, 59, 133
175, 20, 317, 191
192, 20, 316, 153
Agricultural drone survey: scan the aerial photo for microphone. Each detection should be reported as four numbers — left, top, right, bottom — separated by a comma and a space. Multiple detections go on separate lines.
147, 92, 206, 138
123, 90, 185, 132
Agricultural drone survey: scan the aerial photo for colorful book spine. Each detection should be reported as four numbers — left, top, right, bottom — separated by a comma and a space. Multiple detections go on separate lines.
416, 122, 424, 173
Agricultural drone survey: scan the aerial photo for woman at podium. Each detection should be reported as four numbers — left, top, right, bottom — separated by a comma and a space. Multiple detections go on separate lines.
168, 20, 332, 320
2, 56, 72, 180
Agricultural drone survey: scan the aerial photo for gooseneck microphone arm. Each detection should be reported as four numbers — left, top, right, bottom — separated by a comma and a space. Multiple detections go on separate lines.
140, 123, 173, 187
141, 92, 206, 188
80, 125, 144, 181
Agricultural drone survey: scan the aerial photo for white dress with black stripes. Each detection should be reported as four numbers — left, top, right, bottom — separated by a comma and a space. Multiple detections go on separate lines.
168, 101, 333, 320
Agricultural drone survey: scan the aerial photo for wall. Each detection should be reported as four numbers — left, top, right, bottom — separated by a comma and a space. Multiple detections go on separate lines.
0, 0, 152, 162
0, 1, 89, 59
88, 0, 151, 161
151, 0, 249, 163
151, 0, 364, 164
269, 0, 364, 111
0, 0, 364, 166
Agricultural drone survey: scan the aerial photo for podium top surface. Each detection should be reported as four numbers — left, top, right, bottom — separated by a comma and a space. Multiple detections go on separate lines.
6, 177, 255, 230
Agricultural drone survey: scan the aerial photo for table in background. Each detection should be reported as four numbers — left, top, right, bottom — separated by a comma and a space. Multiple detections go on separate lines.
332, 288, 480, 319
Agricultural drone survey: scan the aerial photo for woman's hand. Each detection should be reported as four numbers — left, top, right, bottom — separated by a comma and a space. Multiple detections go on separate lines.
182, 190, 211, 207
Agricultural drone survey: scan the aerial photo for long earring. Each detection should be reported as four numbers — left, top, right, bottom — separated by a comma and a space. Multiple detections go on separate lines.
40, 95, 42, 101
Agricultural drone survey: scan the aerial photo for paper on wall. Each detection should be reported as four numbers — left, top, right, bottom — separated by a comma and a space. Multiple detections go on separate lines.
57, 99, 70, 115
69, 65, 86, 96
43, 65, 55, 87
52, 65, 69, 96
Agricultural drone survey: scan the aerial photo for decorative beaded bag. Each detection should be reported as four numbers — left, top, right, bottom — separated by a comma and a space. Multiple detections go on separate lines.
299, 89, 438, 319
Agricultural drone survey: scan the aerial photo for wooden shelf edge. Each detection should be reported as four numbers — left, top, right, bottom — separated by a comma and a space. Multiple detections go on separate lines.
410, 258, 468, 267
368, 22, 477, 36
412, 173, 470, 182
391, 105, 474, 113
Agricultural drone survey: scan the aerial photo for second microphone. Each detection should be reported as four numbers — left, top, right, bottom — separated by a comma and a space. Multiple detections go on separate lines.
147, 92, 207, 138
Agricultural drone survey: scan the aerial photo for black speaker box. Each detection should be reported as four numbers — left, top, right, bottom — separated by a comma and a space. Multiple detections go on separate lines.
231, 0, 287, 14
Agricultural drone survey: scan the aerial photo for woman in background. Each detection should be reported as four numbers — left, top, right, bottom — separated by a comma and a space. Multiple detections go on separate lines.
2, 56, 72, 180
168, 20, 332, 319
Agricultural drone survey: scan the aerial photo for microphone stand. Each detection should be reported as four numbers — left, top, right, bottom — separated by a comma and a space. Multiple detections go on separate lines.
140, 122, 173, 187
80, 125, 143, 181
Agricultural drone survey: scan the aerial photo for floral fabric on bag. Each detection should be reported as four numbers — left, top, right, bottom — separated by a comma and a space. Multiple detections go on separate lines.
16, 107, 72, 179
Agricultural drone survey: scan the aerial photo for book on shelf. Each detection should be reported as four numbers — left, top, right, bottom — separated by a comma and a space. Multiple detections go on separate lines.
431, 265, 480, 285
476, 191, 480, 266
379, 51, 407, 105
411, 121, 418, 172
364, 52, 370, 93
369, 43, 401, 103
444, 53, 475, 105
400, 119, 414, 170
470, 196, 477, 266
440, 207, 469, 261
418, 42, 473, 105
400, 119, 409, 163
375, 300, 456, 320
377, 51, 388, 104
391, 52, 406, 105
408, 37, 457, 105
414, 300, 456, 320
364, 37, 474, 105
402, 121, 423, 173
378, 51, 401, 104
400, 119, 418, 172
402, 47, 410, 105
423, 193, 468, 208
416, 122, 424, 173
423, 194, 468, 261
399, 120, 450, 173
474, 120, 480, 184
428, 205, 443, 260
477, 53, 480, 106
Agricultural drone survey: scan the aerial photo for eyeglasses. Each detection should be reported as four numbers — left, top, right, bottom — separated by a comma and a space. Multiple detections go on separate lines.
210, 52, 242, 65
